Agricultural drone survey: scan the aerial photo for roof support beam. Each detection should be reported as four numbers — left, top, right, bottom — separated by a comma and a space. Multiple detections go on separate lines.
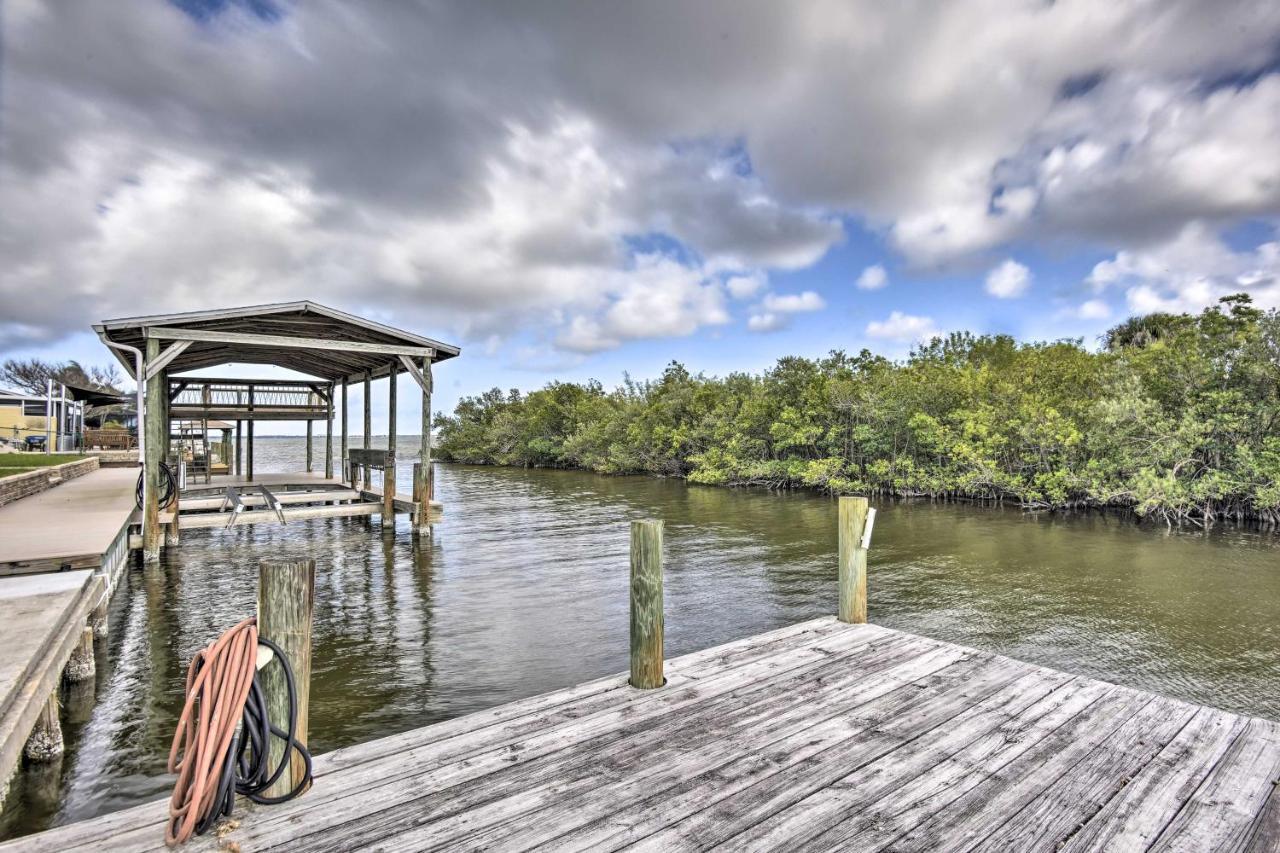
143, 340, 193, 381
398, 355, 431, 393
144, 326, 435, 359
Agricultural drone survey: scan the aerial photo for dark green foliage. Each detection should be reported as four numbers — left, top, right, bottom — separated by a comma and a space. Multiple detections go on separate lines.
438, 297, 1280, 524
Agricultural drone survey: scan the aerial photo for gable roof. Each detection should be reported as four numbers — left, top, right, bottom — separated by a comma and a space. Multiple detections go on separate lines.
95, 301, 460, 383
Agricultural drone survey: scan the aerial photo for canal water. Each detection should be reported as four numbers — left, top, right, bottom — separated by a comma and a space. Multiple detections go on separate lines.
3, 437, 1278, 839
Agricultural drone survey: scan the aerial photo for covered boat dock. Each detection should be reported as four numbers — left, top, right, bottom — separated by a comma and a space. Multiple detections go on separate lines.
94, 301, 459, 560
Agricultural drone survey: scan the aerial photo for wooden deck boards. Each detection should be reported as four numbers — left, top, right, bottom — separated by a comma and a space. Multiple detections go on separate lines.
5, 618, 1277, 852
0, 467, 138, 575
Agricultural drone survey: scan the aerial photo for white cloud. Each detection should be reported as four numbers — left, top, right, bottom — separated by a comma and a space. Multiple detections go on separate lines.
747, 313, 786, 333
4, 1, 1280, 356
856, 264, 888, 291
985, 259, 1032, 299
865, 311, 941, 343
1076, 299, 1112, 320
761, 290, 826, 313
725, 272, 766, 299
1087, 222, 1280, 314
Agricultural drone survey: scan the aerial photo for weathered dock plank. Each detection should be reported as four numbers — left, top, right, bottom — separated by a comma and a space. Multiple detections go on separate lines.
4, 618, 1276, 852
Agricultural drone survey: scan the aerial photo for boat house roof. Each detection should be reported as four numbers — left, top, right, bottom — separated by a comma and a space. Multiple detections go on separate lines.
94, 301, 460, 383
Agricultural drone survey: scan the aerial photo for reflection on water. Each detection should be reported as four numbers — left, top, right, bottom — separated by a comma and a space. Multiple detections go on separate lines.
3, 437, 1278, 839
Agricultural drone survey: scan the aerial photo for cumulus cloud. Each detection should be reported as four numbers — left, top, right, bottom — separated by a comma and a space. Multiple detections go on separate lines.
985, 259, 1032, 299
865, 311, 941, 343
3, 1, 1280, 357
1087, 222, 1280, 314
725, 272, 766, 299
855, 264, 888, 291
761, 291, 826, 313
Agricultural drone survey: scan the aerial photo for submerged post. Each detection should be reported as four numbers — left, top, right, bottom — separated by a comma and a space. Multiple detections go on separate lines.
838, 496, 870, 623
257, 558, 315, 800
385, 362, 397, 522
629, 520, 664, 689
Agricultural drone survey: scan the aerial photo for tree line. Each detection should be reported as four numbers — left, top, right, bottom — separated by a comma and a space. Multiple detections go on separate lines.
436, 296, 1279, 527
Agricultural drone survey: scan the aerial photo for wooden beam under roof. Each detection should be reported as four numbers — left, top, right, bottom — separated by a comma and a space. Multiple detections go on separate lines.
144, 326, 435, 358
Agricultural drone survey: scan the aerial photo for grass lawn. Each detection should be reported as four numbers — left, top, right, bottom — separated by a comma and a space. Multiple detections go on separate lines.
0, 453, 86, 471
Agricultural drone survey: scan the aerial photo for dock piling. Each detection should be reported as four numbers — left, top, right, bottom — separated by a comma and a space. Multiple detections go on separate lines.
629, 519, 664, 689
22, 692, 63, 763
64, 627, 96, 683
257, 557, 315, 799
838, 496, 870, 624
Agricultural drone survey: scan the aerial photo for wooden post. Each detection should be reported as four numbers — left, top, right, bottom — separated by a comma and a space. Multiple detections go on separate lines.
257, 558, 315, 800
340, 379, 348, 486
362, 371, 372, 491
161, 370, 180, 546
415, 359, 432, 531
23, 691, 62, 763
324, 383, 334, 480
64, 627, 96, 683
382, 461, 395, 523
385, 363, 397, 522
247, 384, 255, 482
235, 420, 242, 478
305, 420, 313, 473
629, 520, 664, 689
838, 496, 869, 624
142, 336, 163, 562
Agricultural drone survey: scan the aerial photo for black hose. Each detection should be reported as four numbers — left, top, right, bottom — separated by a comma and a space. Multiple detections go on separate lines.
134, 462, 177, 510
197, 636, 313, 836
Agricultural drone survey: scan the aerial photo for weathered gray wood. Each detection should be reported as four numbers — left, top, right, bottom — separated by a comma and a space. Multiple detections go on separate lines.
715, 670, 1103, 853
416, 358, 432, 531
11, 618, 1279, 853
26, 620, 871, 851
340, 379, 348, 485
257, 558, 315, 800
1057, 707, 1248, 852
145, 325, 434, 358
630, 520, 664, 689
324, 383, 334, 480
142, 336, 163, 562
363, 371, 372, 491
305, 419, 313, 473
838, 495, 868, 623
234, 420, 241, 477
385, 362, 397, 521
1146, 716, 1280, 852
140, 340, 191, 381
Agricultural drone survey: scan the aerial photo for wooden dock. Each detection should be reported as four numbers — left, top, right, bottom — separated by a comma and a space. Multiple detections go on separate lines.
174, 472, 443, 529
0, 571, 105, 802
7, 617, 1277, 852
0, 466, 138, 577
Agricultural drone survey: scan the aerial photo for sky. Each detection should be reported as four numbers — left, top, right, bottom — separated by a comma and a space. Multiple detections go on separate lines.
2, 0, 1279, 433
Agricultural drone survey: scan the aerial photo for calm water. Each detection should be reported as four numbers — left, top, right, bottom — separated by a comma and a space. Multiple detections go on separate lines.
3, 436, 1278, 839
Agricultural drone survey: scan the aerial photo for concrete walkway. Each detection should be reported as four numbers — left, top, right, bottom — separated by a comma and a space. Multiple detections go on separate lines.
0, 467, 138, 575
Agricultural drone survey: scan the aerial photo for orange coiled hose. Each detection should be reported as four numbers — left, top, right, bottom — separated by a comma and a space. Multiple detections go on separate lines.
165, 617, 260, 846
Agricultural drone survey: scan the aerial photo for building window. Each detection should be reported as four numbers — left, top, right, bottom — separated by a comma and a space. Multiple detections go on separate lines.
23, 401, 46, 416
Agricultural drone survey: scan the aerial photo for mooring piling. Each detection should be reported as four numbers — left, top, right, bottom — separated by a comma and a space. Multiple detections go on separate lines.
257, 557, 315, 799
838, 496, 871, 624
629, 519, 664, 689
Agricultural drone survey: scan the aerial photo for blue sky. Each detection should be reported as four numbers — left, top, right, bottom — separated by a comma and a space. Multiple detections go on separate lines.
3, 2, 1279, 432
